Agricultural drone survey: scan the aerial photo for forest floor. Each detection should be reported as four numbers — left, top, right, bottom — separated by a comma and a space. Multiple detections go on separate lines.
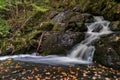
0, 59, 120, 80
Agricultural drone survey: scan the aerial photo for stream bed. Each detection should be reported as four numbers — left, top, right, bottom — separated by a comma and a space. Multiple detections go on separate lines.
0, 59, 120, 80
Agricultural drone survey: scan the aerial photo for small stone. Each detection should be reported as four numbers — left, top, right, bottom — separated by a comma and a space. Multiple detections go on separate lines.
83, 73, 87, 77
105, 78, 111, 80
61, 72, 67, 76
92, 76, 96, 80
46, 72, 50, 75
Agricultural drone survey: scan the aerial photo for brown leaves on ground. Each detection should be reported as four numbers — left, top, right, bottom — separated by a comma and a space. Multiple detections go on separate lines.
0, 59, 120, 80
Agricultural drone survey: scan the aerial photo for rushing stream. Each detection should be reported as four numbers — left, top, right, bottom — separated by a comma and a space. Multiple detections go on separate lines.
0, 16, 112, 65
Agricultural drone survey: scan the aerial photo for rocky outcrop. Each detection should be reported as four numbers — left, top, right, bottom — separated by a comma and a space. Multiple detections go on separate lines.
94, 33, 120, 69
50, 10, 93, 32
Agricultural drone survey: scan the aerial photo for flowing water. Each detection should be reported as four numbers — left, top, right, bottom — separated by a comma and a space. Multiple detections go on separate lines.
0, 16, 112, 65
69, 16, 112, 62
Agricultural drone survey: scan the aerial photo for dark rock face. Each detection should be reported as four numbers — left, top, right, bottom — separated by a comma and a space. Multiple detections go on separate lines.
110, 21, 120, 31
94, 33, 120, 69
40, 31, 85, 55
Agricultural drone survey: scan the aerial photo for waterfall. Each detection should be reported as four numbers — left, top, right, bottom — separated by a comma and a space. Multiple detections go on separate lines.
69, 16, 112, 62
0, 16, 112, 65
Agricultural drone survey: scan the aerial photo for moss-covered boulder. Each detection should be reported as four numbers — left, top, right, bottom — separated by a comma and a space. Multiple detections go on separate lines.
40, 31, 85, 55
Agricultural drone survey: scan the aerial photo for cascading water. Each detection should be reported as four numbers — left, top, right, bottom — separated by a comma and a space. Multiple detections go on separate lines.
0, 16, 112, 65
69, 16, 112, 62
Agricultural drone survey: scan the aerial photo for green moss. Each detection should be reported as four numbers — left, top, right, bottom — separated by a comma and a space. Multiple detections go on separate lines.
0, 17, 10, 32
52, 24, 59, 31
0, 0, 6, 9
31, 4, 50, 12
24, 30, 41, 40
70, 0, 77, 6
39, 21, 54, 31
40, 21, 63, 31
0, 29, 41, 55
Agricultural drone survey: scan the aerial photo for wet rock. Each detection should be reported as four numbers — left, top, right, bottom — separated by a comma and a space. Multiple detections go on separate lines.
94, 33, 120, 69
92, 24, 103, 32
40, 31, 85, 55
110, 21, 120, 31
32, 52, 39, 56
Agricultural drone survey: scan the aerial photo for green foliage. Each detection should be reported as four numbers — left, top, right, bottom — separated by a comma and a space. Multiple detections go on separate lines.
39, 21, 54, 31
44, 0, 50, 3
0, 12, 10, 37
0, 17, 10, 32
31, 4, 50, 12
0, 0, 6, 9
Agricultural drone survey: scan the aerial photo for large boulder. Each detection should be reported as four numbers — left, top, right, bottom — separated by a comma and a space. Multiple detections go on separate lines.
40, 31, 85, 55
94, 33, 120, 70
50, 10, 93, 32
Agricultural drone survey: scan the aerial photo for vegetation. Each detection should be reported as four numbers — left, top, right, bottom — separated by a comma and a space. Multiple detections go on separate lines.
0, 0, 51, 55
0, 0, 120, 55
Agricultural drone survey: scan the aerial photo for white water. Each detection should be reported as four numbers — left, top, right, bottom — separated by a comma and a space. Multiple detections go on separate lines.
0, 16, 112, 65
69, 16, 112, 62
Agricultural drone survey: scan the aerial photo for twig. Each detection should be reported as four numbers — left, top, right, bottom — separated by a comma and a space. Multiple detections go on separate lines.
36, 31, 46, 52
